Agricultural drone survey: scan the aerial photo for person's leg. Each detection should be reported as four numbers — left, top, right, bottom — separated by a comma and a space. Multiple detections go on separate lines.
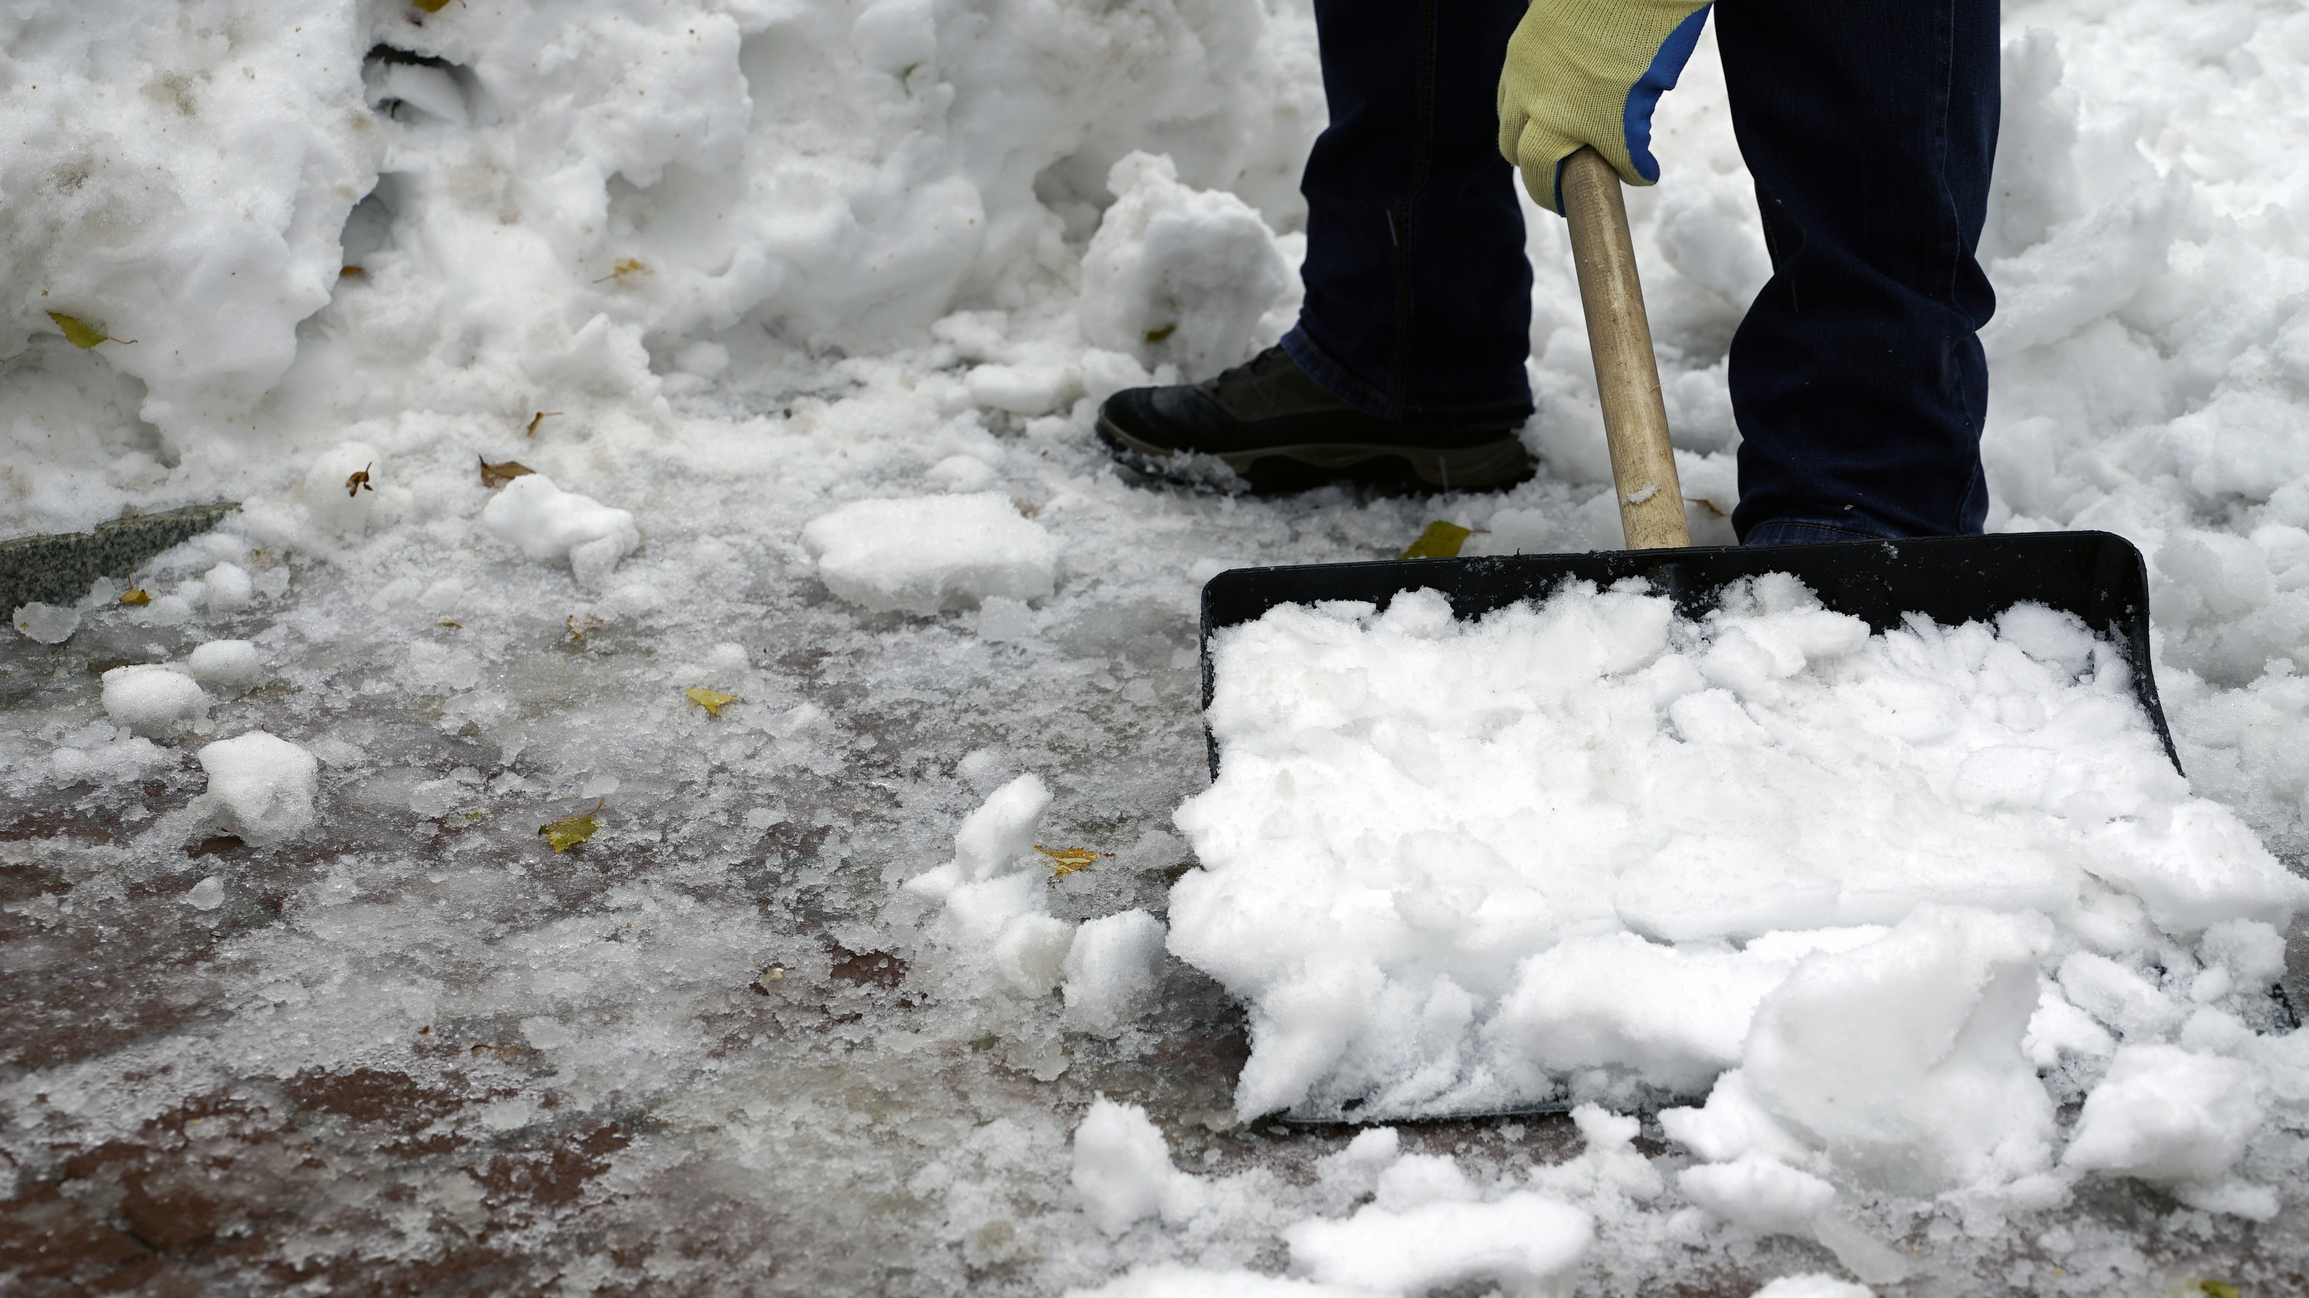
1095, 0, 1539, 488
1715, 0, 1999, 543
1284, 0, 1537, 431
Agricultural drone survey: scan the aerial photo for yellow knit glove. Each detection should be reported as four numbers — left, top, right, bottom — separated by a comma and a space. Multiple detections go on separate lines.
1497, 0, 1712, 215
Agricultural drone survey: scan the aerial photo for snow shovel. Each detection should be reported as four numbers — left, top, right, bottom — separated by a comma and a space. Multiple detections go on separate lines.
1201, 147, 2178, 779
1193, 149, 2180, 1125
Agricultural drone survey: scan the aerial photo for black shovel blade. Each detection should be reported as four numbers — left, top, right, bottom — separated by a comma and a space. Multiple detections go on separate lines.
1200, 530, 2177, 777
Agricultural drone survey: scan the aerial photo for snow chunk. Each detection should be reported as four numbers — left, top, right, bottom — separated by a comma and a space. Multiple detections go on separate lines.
1079, 152, 1291, 381
1284, 1192, 1591, 1298
481, 474, 640, 589
49, 725, 172, 788
197, 732, 319, 846
1063, 910, 1167, 1036
1071, 1098, 1186, 1236
187, 640, 265, 691
2063, 1043, 2266, 1185
183, 876, 225, 911
1678, 1155, 1836, 1237
1749, 1278, 1874, 1298
959, 774, 1050, 878
1738, 907, 2056, 1193
802, 493, 1057, 615
100, 664, 209, 737
204, 562, 254, 615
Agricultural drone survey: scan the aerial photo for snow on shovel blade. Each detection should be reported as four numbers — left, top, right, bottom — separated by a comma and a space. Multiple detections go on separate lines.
1199, 530, 2178, 780
1197, 529, 2176, 1127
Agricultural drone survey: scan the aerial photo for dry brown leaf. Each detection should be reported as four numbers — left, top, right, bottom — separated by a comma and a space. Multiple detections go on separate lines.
525, 410, 562, 437
1035, 845, 1104, 877
346, 462, 375, 498
593, 259, 645, 284
685, 687, 737, 717
479, 456, 534, 488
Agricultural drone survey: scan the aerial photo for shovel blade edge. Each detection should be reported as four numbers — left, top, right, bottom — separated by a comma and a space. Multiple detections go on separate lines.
1198, 530, 2176, 776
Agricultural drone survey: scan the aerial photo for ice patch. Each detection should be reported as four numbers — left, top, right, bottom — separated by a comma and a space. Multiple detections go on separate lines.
13, 602, 80, 644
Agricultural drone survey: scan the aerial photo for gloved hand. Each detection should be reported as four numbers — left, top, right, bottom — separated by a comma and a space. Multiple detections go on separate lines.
1497, 0, 1712, 215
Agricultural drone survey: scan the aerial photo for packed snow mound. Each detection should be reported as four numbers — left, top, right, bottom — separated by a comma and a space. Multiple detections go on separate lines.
1172, 577, 2306, 1185
804, 493, 1059, 615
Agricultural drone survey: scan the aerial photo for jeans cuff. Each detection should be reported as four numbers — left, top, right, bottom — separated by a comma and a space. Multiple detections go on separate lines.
1280, 327, 1533, 434
1742, 518, 1907, 547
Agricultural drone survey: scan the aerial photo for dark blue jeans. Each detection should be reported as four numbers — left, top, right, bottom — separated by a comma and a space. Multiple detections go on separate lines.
1282, 0, 2000, 541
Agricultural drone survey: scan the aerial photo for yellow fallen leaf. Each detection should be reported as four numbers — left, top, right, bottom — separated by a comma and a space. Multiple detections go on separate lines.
2201, 1283, 2240, 1298
479, 455, 534, 488
412, 0, 457, 11
1399, 520, 1472, 560
49, 311, 131, 348
1036, 845, 1103, 877
594, 258, 646, 284
346, 462, 374, 498
525, 410, 562, 437
1144, 324, 1177, 343
686, 687, 737, 717
538, 799, 604, 853
119, 589, 152, 606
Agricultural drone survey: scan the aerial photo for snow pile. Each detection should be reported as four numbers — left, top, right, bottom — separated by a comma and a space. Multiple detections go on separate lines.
1175, 578, 2304, 1206
197, 730, 320, 846
804, 493, 1059, 615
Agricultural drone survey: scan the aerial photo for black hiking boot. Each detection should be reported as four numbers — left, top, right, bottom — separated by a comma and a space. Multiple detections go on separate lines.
1095, 347, 1534, 492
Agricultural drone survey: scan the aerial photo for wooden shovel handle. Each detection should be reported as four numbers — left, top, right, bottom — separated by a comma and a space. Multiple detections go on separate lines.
1561, 147, 1690, 550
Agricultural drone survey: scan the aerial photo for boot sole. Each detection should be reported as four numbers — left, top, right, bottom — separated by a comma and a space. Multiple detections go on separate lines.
1096, 416, 1534, 491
